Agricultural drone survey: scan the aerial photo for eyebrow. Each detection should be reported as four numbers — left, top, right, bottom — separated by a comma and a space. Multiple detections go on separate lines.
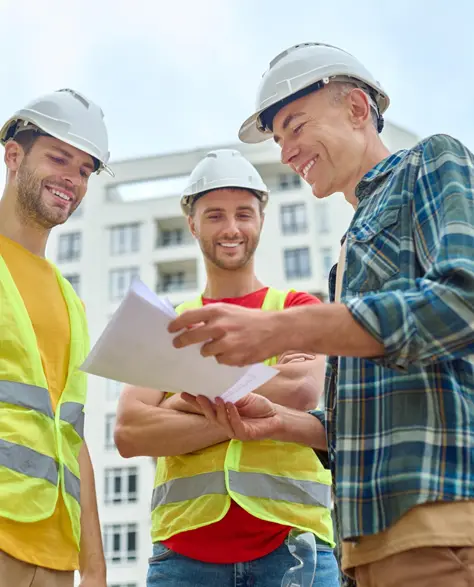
273, 112, 306, 144
50, 145, 95, 171
203, 205, 256, 214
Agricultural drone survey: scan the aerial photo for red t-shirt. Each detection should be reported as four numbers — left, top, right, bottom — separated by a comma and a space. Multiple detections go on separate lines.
162, 287, 321, 563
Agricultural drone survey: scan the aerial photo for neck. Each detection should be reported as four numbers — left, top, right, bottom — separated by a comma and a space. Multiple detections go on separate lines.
202, 259, 264, 299
343, 137, 391, 209
0, 189, 50, 257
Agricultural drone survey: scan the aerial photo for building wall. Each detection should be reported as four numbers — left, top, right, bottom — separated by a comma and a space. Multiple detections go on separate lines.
46, 122, 419, 586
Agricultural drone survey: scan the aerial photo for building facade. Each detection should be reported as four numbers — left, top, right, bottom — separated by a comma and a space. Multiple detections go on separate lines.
46, 122, 419, 586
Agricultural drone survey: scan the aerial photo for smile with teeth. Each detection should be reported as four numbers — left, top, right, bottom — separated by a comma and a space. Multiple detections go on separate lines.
46, 186, 72, 202
301, 158, 317, 179
219, 242, 243, 248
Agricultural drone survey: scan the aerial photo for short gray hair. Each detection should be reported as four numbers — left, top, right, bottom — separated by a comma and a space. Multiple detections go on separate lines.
327, 81, 379, 130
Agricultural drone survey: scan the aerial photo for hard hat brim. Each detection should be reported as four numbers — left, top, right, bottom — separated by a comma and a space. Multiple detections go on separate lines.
238, 112, 270, 144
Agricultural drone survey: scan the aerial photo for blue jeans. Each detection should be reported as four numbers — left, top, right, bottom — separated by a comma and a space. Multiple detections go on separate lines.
147, 540, 340, 587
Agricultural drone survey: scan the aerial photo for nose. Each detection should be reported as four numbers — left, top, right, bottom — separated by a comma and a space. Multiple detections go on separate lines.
222, 216, 240, 237
280, 140, 300, 167
60, 167, 83, 187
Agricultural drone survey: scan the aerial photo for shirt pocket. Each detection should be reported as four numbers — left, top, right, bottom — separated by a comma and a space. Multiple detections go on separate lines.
345, 207, 401, 294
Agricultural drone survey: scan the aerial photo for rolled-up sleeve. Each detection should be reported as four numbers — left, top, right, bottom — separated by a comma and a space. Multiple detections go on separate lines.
346, 134, 474, 369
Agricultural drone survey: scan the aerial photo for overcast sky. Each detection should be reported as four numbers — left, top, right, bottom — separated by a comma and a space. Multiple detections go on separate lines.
1, 0, 473, 173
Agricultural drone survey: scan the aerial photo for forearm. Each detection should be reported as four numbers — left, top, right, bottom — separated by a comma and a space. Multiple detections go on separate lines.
254, 361, 323, 410
115, 401, 229, 458
269, 405, 328, 451
280, 303, 384, 359
78, 443, 106, 582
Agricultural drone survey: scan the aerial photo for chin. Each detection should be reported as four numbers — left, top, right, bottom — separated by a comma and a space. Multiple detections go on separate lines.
311, 185, 331, 199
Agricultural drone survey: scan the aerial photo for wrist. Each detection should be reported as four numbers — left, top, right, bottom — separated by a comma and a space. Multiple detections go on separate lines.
275, 306, 316, 353
268, 404, 296, 442
80, 566, 106, 581
269, 405, 327, 450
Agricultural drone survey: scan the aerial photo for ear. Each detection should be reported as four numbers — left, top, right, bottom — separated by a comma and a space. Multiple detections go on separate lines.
4, 141, 25, 172
187, 214, 198, 238
348, 88, 371, 129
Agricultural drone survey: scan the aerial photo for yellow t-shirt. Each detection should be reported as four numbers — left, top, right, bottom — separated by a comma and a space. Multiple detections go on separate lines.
0, 234, 79, 570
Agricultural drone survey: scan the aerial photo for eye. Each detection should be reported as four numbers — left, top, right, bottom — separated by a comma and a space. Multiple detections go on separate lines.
237, 213, 252, 220
49, 155, 66, 165
80, 169, 91, 179
293, 122, 305, 135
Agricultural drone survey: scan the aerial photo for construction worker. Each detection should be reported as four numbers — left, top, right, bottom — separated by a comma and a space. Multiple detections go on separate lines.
168, 43, 474, 587
0, 89, 112, 587
115, 149, 340, 586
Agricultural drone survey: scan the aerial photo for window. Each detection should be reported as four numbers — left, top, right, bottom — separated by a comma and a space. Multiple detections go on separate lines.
160, 228, 184, 247
57, 232, 81, 262
278, 173, 301, 191
106, 379, 123, 401
109, 267, 140, 301
321, 247, 334, 279
105, 467, 138, 505
159, 272, 185, 293
105, 414, 116, 450
103, 523, 138, 564
318, 202, 330, 233
280, 203, 307, 235
110, 223, 141, 255
64, 273, 81, 296
284, 248, 311, 280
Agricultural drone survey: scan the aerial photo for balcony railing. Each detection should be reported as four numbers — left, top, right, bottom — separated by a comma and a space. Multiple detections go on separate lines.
156, 279, 197, 294
155, 235, 194, 248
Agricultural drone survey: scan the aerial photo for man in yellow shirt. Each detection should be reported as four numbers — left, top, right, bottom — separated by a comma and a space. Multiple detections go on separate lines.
0, 90, 112, 586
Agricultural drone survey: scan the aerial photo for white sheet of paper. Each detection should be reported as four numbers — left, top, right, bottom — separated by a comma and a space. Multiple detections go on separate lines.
81, 279, 277, 402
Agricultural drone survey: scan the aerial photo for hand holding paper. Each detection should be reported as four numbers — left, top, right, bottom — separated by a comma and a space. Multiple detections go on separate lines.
81, 280, 277, 403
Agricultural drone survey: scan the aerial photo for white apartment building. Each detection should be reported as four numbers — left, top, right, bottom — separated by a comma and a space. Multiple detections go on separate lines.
46, 121, 418, 587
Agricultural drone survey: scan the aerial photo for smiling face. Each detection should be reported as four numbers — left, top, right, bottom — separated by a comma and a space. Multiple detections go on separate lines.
188, 188, 263, 271
6, 134, 95, 229
272, 84, 373, 200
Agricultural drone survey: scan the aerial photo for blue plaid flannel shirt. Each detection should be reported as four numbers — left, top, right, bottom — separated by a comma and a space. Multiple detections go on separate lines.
313, 134, 474, 560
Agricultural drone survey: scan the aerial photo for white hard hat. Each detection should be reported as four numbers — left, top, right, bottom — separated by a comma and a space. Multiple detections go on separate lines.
239, 42, 390, 144
180, 149, 269, 215
0, 88, 113, 176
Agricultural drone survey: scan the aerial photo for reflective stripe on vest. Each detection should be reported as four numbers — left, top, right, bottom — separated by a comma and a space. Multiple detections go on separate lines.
0, 438, 80, 502
0, 381, 85, 439
151, 470, 331, 511
0, 379, 84, 503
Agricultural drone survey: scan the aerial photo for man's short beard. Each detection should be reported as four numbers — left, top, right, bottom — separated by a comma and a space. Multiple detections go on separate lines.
16, 159, 73, 229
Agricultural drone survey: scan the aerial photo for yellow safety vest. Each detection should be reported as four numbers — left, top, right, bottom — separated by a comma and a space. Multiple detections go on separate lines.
151, 287, 335, 547
0, 255, 89, 549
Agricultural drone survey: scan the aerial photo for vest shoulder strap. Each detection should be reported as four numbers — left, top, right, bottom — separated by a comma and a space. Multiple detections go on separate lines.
175, 295, 203, 315
261, 287, 295, 312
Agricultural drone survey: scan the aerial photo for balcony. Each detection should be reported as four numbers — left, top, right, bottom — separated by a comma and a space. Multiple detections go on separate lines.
156, 228, 194, 248
156, 277, 198, 294
155, 259, 198, 295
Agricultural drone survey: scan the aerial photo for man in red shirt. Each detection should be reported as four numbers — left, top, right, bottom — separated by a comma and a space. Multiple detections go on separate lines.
115, 149, 339, 586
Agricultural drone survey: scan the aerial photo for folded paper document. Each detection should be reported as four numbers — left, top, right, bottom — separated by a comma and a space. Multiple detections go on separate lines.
81, 280, 277, 403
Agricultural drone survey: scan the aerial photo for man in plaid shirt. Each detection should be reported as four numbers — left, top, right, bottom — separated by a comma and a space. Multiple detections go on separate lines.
168, 43, 474, 587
